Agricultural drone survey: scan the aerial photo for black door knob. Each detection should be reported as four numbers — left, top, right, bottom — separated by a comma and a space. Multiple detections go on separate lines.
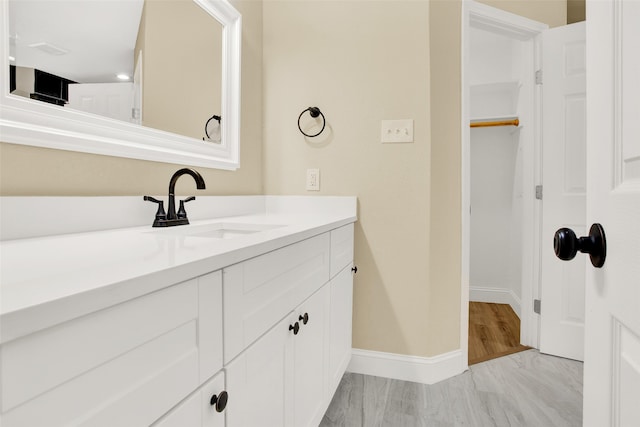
289, 322, 300, 335
210, 390, 228, 412
299, 313, 309, 325
554, 223, 606, 268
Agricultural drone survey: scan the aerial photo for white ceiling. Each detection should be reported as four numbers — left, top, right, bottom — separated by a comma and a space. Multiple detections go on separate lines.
9, 0, 144, 83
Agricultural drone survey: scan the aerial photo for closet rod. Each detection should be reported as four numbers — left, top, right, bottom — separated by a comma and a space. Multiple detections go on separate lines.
470, 118, 519, 128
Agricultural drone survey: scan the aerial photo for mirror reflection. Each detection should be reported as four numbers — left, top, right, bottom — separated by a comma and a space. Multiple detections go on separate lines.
8, 0, 223, 143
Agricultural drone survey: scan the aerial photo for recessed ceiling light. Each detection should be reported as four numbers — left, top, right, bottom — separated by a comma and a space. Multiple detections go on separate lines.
116, 74, 130, 81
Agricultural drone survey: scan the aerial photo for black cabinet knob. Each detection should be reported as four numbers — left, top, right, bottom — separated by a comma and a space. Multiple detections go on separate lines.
351, 266, 358, 274
289, 322, 300, 335
554, 223, 606, 268
210, 390, 228, 412
299, 313, 309, 325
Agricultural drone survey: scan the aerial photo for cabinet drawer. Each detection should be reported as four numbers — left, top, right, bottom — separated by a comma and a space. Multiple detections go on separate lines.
330, 223, 354, 278
223, 233, 330, 362
1, 271, 222, 427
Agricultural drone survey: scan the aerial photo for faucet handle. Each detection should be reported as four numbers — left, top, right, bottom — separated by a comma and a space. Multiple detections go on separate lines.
177, 196, 196, 219
143, 196, 167, 221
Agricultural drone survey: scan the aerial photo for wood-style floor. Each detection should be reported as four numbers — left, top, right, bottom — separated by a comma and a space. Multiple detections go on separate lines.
468, 302, 530, 365
321, 349, 583, 426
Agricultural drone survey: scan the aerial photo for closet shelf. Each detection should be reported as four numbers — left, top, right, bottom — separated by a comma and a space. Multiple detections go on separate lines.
470, 115, 520, 128
470, 81, 521, 120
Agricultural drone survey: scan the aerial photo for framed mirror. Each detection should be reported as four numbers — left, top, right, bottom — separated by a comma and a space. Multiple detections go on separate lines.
0, 0, 241, 170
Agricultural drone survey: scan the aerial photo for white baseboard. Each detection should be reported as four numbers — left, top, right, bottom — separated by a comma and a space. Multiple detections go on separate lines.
346, 348, 465, 385
470, 286, 522, 317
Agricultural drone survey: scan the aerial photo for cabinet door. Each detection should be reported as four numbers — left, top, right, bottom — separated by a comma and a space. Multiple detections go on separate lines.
1, 273, 222, 427
225, 314, 294, 427
293, 285, 330, 427
225, 286, 331, 427
329, 264, 354, 397
153, 371, 227, 427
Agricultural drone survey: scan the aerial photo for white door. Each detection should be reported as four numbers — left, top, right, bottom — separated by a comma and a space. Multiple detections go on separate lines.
583, 0, 640, 425
66, 82, 134, 122
540, 22, 587, 361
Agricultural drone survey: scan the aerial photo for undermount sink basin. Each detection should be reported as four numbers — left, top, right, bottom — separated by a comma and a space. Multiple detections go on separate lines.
146, 222, 284, 239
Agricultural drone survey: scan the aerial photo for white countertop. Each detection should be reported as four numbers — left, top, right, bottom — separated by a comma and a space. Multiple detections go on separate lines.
0, 196, 357, 343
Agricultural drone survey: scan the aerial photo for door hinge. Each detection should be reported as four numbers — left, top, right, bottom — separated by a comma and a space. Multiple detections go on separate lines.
534, 299, 541, 314
535, 185, 543, 200
535, 69, 543, 85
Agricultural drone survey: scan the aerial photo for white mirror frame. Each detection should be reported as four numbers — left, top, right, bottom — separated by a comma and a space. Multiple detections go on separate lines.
0, 0, 241, 170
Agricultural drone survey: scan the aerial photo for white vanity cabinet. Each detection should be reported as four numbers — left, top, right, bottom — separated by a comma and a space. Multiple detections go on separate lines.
222, 231, 331, 427
225, 283, 330, 427
0, 271, 223, 427
0, 218, 355, 427
224, 223, 354, 427
222, 233, 331, 363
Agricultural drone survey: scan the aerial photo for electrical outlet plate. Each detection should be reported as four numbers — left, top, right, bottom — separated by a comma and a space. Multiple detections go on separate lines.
306, 168, 320, 191
381, 119, 414, 143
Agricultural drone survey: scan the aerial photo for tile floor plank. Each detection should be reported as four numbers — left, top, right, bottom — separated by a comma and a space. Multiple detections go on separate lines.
321, 349, 583, 427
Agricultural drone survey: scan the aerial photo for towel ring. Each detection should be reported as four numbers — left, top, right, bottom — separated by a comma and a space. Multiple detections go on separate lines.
298, 107, 326, 138
205, 115, 221, 140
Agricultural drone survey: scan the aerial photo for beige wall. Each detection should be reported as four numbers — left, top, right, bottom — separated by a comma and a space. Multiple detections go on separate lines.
0, 0, 263, 196
428, 0, 463, 355
263, 0, 566, 358
567, 0, 586, 23
141, 0, 223, 140
262, 0, 434, 356
2, 0, 568, 359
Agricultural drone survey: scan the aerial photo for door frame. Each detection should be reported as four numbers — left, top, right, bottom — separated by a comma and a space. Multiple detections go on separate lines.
460, 1, 547, 370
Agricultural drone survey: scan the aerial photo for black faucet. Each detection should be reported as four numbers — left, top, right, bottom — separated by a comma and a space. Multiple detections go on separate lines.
144, 168, 206, 227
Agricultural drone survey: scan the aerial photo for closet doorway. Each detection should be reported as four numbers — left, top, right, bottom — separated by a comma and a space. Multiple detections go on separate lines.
461, 2, 546, 366
462, 2, 587, 367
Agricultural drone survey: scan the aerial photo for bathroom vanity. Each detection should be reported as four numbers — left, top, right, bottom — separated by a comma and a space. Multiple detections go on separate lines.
0, 196, 356, 426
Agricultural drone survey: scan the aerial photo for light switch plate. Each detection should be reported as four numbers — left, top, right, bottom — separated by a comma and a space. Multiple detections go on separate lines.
381, 119, 414, 143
